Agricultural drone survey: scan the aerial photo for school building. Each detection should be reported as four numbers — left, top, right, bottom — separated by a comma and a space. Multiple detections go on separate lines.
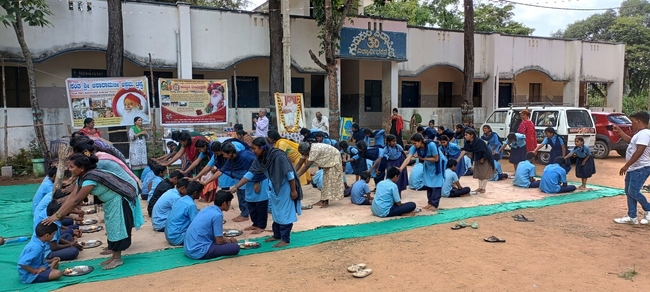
0, 0, 625, 154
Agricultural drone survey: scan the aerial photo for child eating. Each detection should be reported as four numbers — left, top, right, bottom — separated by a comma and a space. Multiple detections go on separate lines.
18, 223, 63, 284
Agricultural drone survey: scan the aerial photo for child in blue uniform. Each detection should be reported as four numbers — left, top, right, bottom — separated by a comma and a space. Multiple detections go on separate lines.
513, 152, 540, 188
350, 171, 372, 205
18, 223, 63, 284
535, 127, 568, 172
339, 141, 366, 182
371, 167, 416, 217
489, 155, 509, 181
539, 157, 577, 194
564, 137, 595, 189
363, 128, 386, 147
499, 133, 527, 170
443, 159, 472, 197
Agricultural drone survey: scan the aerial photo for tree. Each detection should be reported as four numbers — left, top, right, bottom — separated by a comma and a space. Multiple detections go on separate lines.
106, 0, 123, 77
462, 0, 474, 124
473, 3, 533, 35
553, 0, 650, 97
364, 0, 432, 26
268, 0, 283, 130
310, 0, 356, 139
427, 0, 463, 29
1, 0, 52, 156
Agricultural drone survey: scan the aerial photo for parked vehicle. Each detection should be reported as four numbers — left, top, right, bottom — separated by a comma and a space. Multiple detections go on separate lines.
481, 103, 596, 164
591, 112, 633, 159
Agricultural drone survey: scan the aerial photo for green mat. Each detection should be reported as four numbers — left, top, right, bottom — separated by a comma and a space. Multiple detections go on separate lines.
0, 184, 39, 238
0, 183, 622, 292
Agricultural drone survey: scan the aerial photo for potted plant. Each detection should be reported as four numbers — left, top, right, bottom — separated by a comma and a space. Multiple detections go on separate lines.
28, 139, 46, 177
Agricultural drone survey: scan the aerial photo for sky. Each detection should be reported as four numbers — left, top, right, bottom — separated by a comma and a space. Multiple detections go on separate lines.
245, 0, 625, 37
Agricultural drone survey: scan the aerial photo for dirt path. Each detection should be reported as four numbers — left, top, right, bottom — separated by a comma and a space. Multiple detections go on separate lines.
60, 154, 650, 291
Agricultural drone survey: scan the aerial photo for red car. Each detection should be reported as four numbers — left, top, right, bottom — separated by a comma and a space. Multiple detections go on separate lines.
591, 112, 634, 159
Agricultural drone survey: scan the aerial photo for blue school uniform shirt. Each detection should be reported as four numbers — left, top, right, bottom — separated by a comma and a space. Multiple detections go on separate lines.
542, 135, 564, 146
322, 137, 337, 147
32, 177, 53, 214
184, 205, 223, 260
489, 161, 504, 181
17, 235, 50, 284
141, 166, 152, 181
346, 146, 360, 161
141, 171, 156, 195
243, 172, 270, 202
34, 192, 53, 218
383, 144, 404, 160
371, 129, 386, 147
371, 180, 400, 217
510, 133, 527, 148
442, 168, 460, 197
352, 129, 365, 143
148, 176, 164, 201
539, 163, 567, 194
409, 161, 424, 190
152, 188, 182, 231
33, 209, 47, 231
165, 195, 199, 246
440, 143, 461, 159
350, 180, 370, 205
409, 143, 446, 188
572, 145, 591, 158
513, 160, 536, 188
424, 127, 438, 140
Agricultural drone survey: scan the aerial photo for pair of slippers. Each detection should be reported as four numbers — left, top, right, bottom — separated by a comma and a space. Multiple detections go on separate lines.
348, 263, 372, 278
512, 214, 534, 222
451, 221, 479, 230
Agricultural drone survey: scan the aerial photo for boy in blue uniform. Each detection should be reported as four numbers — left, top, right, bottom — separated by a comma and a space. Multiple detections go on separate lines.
443, 159, 472, 197
539, 157, 577, 194
32, 167, 56, 215
184, 191, 240, 260
489, 156, 509, 181
146, 164, 167, 201
166, 181, 204, 246
371, 167, 417, 217
339, 141, 366, 182
18, 223, 63, 284
513, 152, 540, 188
45, 200, 82, 261
152, 178, 189, 231
350, 171, 372, 205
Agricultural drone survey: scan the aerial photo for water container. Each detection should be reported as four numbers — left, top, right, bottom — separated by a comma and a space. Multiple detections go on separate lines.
5, 237, 28, 244
431, 114, 439, 125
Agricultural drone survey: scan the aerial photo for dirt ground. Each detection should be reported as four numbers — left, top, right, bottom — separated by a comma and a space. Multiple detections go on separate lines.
59, 152, 650, 291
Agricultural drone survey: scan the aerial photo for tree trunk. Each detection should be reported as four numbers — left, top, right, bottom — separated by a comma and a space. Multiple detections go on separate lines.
268, 0, 283, 130
107, 0, 124, 77
11, 11, 47, 155
462, 0, 475, 125
326, 65, 340, 139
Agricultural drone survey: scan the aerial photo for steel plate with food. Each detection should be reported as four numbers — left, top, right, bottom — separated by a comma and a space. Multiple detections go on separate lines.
81, 239, 102, 248
63, 265, 94, 276
76, 219, 98, 226
223, 229, 243, 237
80, 225, 104, 233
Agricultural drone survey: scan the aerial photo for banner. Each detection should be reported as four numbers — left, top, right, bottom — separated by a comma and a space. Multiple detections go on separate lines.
159, 79, 229, 126
274, 93, 306, 133
340, 117, 354, 140
66, 77, 150, 128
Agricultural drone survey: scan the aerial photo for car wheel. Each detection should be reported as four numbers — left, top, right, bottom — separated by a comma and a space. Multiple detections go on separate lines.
616, 149, 626, 157
593, 140, 610, 159
538, 152, 550, 165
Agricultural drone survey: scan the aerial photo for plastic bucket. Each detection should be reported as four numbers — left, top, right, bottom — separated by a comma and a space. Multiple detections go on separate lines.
31, 158, 45, 177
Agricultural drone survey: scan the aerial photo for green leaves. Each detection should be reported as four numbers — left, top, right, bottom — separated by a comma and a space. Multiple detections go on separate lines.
365, 0, 432, 26
0, 0, 52, 28
473, 3, 533, 35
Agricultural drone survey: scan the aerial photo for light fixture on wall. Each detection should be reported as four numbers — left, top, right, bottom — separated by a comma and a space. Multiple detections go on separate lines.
87, 2, 92, 12
68, 0, 74, 10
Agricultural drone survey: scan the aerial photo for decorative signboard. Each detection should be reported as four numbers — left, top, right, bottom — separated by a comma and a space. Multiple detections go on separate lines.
159, 79, 229, 126
274, 93, 306, 133
339, 27, 407, 61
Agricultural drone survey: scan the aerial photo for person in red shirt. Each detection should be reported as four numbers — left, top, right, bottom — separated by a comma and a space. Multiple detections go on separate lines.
517, 110, 537, 153
389, 108, 404, 146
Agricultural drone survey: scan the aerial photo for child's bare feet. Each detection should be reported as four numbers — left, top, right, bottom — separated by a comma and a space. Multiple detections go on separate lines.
251, 227, 265, 234
102, 258, 123, 270
400, 212, 416, 217
244, 226, 257, 231
264, 236, 280, 242
232, 215, 249, 222
99, 257, 113, 266
578, 185, 586, 190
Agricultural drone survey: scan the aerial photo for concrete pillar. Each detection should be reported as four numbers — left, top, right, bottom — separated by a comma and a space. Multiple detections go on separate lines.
382, 61, 398, 129
562, 40, 582, 106
607, 43, 626, 112
482, 34, 499, 112
176, 2, 192, 79
324, 59, 341, 109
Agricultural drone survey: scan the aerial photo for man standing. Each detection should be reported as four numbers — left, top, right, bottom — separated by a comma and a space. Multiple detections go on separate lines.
613, 111, 650, 225
312, 112, 329, 132
254, 109, 269, 137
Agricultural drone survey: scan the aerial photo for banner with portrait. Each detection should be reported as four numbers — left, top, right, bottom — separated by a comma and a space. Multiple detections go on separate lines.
274, 93, 306, 133
159, 79, 229, 126
66, 77, 151, 128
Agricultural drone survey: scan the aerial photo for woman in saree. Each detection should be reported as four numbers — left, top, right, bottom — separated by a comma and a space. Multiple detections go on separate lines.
43, 152, 144, 270
161, 132, 209, 171
128, 116, 148, 178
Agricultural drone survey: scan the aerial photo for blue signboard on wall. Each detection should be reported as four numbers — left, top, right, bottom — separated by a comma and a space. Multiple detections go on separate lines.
339, 27, 407, 61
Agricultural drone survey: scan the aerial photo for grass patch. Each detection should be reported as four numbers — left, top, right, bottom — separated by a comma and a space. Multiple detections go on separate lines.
619, 267, 638, 281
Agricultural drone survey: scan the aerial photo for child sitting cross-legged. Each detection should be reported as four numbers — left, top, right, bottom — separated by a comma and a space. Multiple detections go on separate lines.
350, 171, 373, 205
17, 223, 63, 284
539, 157, 577, 194
371, 167, 417, 217
513, 152, 541, 188
489, 154, 509, 181
443, 159, 473, 198
45, 200, 82, 261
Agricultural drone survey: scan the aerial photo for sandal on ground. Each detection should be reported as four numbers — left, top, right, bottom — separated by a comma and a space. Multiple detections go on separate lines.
514, 215, 534, 222
301, 205, 313, 210
451, 224, 467, 230
470, 222, 479, 229
483, 236, 506, 243
352, 269, 373, 278
347, 263, 367, 273
413, 208, 422, 213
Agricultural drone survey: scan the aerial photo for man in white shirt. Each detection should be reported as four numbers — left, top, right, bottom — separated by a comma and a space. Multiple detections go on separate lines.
311, 112, 328, 132
254, 109, 269, 137
613, 111, 650, 225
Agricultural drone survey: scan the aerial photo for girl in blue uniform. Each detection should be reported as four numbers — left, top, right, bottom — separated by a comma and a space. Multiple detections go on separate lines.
481, 125, 503, 160
564, 137, 595, 189
399, 133, 446, 211
535, 127, 569, 172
